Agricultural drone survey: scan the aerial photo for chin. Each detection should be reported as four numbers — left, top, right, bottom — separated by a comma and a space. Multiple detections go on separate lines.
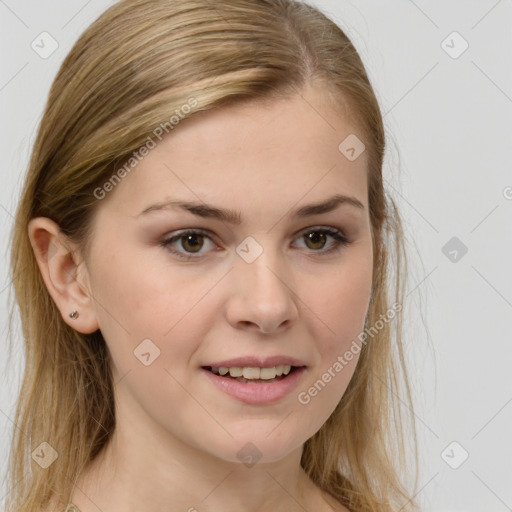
206, 434, 303, 467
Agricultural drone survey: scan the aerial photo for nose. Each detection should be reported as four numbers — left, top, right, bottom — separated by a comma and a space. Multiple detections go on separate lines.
225, 246, 299, 334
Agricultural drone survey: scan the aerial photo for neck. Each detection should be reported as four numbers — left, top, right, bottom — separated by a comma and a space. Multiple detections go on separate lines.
70, 393, 332, 512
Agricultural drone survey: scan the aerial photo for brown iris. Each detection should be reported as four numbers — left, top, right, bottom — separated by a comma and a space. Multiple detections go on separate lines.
181, 234, 204, 253
304, 231, 327, 250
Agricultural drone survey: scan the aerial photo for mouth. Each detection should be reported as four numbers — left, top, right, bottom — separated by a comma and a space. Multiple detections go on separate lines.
201, 364, 307, 404
202, 365, 303, 384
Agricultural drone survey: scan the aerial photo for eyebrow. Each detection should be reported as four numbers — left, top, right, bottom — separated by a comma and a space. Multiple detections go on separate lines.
137, 193, 365, 224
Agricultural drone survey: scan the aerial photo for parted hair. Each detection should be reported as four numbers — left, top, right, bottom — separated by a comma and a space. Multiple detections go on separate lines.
6, 1, 418, 511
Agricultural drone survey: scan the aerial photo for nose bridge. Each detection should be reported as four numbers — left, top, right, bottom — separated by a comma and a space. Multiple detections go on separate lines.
237, 235, 290, 298
228, 235, 298, 332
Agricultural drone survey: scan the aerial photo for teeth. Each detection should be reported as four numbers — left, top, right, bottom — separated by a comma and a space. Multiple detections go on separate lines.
228, 367, 243, 377
242, 367, 259, 379
210, 365, 294, 379
260, 367, 277, 380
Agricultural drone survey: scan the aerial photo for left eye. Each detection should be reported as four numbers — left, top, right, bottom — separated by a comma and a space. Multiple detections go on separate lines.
160, 227, 350, 260
294, 227, 350, 252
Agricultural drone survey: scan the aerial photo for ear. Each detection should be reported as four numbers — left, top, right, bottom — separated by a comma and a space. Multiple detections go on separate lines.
27, 217, 99, 334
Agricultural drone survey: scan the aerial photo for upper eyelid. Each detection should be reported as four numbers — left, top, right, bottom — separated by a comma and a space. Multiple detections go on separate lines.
162, 225, 347, 249
163, 225, 344, 239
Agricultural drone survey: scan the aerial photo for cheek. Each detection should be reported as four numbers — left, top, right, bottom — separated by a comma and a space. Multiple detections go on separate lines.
311, 252, 373, 351
298, 250, 372, 415
87, 245, 223, 374
89, 242, 188, 332
86, 251, 212, 421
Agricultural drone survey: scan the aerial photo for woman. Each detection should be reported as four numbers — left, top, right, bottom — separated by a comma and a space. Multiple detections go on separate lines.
6, 0, 418, 511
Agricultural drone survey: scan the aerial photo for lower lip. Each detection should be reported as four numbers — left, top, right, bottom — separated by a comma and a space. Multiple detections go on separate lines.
201, 367, 307, 405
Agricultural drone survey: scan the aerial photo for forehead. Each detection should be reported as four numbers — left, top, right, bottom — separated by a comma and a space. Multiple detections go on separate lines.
97, 82, 369, 218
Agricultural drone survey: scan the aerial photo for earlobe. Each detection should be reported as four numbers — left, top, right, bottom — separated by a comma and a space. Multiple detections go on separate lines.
27, 217, 99, 334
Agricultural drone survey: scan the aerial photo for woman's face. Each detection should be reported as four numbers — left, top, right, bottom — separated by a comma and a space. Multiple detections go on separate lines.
82, 82, 373, 464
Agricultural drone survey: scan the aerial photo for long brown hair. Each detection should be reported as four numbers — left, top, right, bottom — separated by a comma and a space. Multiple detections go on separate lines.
6, 1, 418, 510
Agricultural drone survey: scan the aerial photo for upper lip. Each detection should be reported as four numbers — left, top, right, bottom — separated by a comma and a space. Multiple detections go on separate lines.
202, 356, 307, 368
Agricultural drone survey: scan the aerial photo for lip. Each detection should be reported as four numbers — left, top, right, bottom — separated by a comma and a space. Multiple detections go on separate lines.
201, 366, 307, 405
203, 356, 307, 368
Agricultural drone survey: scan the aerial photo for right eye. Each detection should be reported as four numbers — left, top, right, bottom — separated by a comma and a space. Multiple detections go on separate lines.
160, 229, 218, 260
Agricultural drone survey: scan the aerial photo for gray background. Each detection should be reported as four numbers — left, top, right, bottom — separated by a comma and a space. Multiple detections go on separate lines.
1, 1, 511, 511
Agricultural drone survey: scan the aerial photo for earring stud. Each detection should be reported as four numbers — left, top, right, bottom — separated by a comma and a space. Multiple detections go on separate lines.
69, 311, 79, 319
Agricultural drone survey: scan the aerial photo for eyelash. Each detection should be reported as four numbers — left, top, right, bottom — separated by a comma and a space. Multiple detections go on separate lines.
159, 227, 351, 261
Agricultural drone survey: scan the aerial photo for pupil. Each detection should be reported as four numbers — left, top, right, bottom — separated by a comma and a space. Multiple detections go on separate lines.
306, 232, 326, 250
183, 234, 203, 253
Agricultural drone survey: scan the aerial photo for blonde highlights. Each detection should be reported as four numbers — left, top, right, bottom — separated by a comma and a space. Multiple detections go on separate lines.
6, 1, 418, 510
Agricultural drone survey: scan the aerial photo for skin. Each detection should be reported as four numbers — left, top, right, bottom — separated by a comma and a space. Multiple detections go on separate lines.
29, 80, 373, 512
